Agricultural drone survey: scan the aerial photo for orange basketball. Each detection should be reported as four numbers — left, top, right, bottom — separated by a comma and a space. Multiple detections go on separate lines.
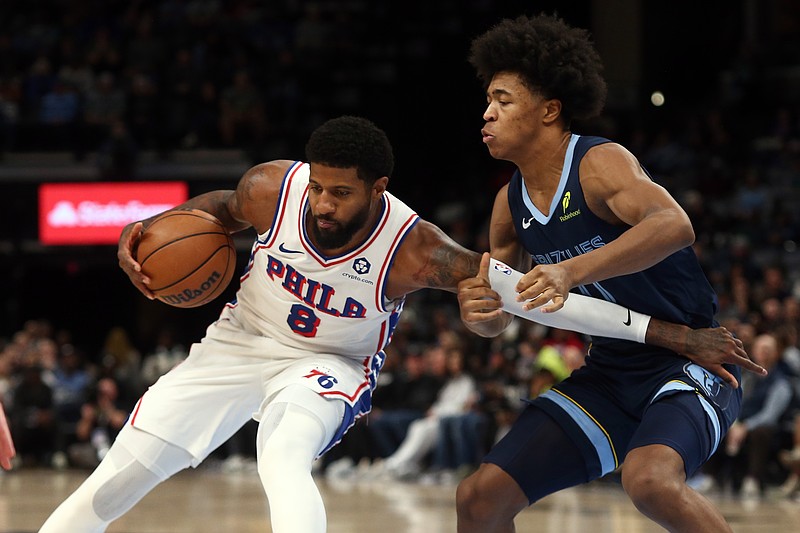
135, 209, 236, 308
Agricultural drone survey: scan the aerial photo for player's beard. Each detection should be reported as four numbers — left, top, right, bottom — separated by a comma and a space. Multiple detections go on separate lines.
310, 208, 370, 250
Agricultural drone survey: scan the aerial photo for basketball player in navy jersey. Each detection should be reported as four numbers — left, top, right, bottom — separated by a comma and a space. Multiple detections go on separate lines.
455, 14, 765, 533
40, 116, 754, 533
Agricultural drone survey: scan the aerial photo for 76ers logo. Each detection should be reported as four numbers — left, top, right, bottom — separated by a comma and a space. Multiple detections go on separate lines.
304, 369, 339, 389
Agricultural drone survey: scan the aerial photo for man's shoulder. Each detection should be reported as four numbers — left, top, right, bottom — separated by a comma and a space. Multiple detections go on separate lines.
247, 159, 300, 180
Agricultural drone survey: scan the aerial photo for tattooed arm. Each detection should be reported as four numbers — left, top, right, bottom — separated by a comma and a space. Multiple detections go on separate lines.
385, 219, 482, 299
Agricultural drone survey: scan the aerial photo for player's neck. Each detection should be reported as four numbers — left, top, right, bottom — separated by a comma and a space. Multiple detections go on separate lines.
517, 130, 572, 192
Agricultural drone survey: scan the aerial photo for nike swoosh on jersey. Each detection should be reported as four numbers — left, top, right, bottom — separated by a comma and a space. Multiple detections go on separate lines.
278, 242, 303, 254
521, 216, 535, 229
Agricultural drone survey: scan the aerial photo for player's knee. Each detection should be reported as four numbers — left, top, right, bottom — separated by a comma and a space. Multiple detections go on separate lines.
622, 461, 681, 512
456, 474, 487, 522
259, 429, 308, 471
257, 403, 324, 491
456, 470, 514, 526
79, 429, 188, 523
93, 464, 159, 521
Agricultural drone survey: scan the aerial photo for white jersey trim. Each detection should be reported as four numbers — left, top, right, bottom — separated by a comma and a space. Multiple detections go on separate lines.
263, 161, 306, 247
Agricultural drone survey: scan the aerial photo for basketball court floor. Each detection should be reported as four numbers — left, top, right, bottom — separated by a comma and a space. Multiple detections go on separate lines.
2, 465, 799, 532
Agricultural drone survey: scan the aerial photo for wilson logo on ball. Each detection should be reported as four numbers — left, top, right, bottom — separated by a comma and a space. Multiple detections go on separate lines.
158, 270, 223, 306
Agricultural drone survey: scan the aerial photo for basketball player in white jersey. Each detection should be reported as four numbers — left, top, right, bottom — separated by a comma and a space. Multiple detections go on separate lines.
0, 404, 14, 470
38, 116, 753, 533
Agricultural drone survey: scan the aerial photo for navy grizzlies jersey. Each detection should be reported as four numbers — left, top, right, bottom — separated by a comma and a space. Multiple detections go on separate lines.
505, 134, 740, 473
508, 134, 719, 371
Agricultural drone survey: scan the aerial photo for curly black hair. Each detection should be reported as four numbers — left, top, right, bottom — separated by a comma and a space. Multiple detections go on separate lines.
305, 115, 394, 184
469, 14, 607, 123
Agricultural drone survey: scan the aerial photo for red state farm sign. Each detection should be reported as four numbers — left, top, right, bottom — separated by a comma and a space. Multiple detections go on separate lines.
39, 182, 189, 245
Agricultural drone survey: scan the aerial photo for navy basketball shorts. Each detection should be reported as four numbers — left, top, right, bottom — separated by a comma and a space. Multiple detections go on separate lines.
484, 389, 720, 504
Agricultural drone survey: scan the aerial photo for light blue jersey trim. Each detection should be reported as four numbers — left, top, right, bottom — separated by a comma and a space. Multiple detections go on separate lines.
542, 387, 618, 475
651, 381, 722, 458
592, 281, 616, 303
521, 134, 580, 225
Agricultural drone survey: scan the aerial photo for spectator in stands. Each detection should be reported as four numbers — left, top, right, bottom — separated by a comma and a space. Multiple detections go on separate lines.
123, 14, 165, 76
97, 326, 142, 408
37, 78, 80, 153
57, 54, 94, 96
219, 69, 266, 148
48, 344, 92, 469
703, 332, 794, 497
753, 264, 792, 305
21, 55, 56, 121
428, 351, 489, 484
528, 345, 571, 399
140, 327, 187, 388
85, 27, 122, 75
0, 75, 21, 153
378, 348, 478, 480
162, 48, 202, 149
776, 320, 800, 498
779, 414, 800, 499
96, 120, 139, 180
325, 343, 449, 480
8, 362, 54, 467
184, 80, 221, 148
368, 348, 446, 460
126, 73, 161, 152
67, 377, 128, 469
82, 71, 126, 150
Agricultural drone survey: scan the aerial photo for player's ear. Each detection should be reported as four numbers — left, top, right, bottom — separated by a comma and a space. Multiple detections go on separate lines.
542, 99, 562, 124
372, 176, 389, 197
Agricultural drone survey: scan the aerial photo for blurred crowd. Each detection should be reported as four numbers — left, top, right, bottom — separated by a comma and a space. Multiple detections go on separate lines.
1, 0, 800, 504
0, 319, 188, 471
0, 0, 503, 168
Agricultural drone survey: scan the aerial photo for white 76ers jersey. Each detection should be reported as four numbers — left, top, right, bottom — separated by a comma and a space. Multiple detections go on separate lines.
220, 161, 419, 361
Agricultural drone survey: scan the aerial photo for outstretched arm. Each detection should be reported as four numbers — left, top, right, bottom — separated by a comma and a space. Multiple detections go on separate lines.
0, 403, 15, 470
481, 255, 766, 388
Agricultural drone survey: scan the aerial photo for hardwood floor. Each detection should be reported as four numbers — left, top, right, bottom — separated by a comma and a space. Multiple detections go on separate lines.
1, 466, 798, 532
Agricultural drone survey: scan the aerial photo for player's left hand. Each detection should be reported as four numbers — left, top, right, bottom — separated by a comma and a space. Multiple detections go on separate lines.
515, 263, 571, 313
682, 326, 766, 389
0, 404, 16, 470
457, 253, 504, 324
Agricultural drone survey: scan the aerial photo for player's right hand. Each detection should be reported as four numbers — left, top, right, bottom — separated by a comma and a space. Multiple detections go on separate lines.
682, 326, 766, 389
117, 221, 155, 299
457, 252, 504, 329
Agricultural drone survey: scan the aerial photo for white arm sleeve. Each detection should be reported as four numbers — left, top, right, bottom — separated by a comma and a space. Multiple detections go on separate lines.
488, 258, 651, 343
